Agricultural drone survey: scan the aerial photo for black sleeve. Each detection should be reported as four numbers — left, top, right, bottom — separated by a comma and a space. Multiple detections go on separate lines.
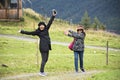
46, 16, 55, 30
20, 30, 38, 36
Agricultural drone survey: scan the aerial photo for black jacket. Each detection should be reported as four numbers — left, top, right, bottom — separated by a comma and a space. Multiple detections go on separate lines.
21, 16, 55, 52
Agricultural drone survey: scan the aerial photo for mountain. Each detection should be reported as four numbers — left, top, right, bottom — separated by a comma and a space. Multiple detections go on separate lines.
23, 0, 120, 34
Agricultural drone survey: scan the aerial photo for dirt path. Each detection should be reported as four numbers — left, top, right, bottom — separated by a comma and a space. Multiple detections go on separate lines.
0, 70, 104, 80
0, 34, 119, 51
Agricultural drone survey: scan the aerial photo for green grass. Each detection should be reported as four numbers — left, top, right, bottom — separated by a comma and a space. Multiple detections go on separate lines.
0, 37, 120, 80
1, 25, 119, 49
0, 23, 120, 49
89, 70, 120, 80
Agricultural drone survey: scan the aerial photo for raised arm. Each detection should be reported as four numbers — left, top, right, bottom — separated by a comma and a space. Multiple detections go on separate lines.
68, 30, 85, 39
46, 9, 57, 29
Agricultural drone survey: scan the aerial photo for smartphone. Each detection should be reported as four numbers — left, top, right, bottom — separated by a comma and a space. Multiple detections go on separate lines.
52, 9, 57, 15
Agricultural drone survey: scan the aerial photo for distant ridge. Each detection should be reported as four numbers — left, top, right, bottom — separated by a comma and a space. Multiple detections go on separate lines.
23, 0, 120, 34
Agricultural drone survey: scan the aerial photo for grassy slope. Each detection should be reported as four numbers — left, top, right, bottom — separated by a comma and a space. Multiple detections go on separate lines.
0, 9, 120, 49
0, 10, 120, 49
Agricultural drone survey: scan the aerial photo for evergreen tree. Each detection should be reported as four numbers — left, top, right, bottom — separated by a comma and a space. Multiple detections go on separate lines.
92, 16, 106, 30
93, 17, 101, 30
80, 11, 91, 29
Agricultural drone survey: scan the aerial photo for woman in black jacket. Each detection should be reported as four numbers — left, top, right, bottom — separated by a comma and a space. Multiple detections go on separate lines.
19, 10, 57, 76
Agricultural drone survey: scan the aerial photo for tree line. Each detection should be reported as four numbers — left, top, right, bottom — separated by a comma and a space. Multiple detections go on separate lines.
80, 11, 106, 30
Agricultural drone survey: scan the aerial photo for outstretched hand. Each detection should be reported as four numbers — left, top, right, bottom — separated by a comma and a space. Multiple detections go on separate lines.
18, 29, 22, 33
64, 31, 69, 36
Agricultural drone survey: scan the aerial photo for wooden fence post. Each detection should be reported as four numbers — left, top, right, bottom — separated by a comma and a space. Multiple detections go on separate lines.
106, 41, 109, 65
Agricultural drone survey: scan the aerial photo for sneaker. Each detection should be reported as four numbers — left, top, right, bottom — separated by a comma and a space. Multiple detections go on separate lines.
81, 68, 85, 72
39, 72, 47, 76
75, 71, 78, 73
75, 71, 79, 74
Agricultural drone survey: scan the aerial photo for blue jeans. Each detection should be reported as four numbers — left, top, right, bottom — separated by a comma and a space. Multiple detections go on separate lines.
74, 51, 84, 72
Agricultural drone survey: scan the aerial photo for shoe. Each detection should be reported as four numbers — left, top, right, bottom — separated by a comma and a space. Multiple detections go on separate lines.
39, 72, 47, 76
75, 71, 79, 74
81, 68, 85, 72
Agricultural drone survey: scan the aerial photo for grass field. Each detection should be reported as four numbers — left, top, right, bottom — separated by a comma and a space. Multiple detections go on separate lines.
0, 37, 120, 80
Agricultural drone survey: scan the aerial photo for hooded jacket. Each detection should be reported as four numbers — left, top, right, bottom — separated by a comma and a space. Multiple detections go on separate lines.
21, 16, 55, 52
68, 30, 86, 51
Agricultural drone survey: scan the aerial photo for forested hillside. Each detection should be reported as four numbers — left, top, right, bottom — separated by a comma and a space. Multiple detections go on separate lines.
23, 0, 120, 34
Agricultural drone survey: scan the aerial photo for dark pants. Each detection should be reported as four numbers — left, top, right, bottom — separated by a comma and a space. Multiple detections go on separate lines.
40, 51, 49, 72
74, 51, 84, 72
